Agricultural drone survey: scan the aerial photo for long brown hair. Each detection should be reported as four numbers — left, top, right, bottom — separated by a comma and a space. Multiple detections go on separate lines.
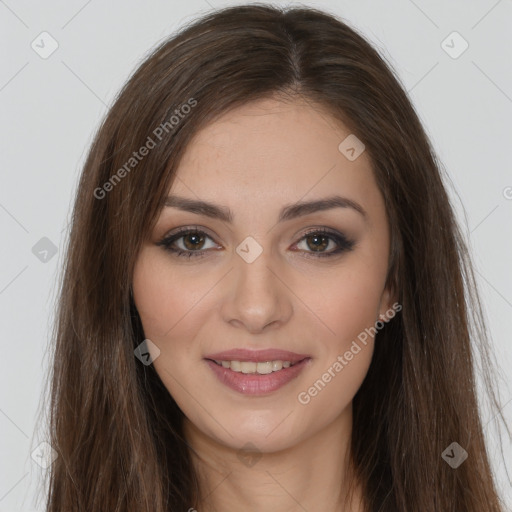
40, 3, 509, 510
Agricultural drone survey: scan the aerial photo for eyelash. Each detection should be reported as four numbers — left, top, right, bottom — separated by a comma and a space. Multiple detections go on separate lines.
156, 226, 355, 260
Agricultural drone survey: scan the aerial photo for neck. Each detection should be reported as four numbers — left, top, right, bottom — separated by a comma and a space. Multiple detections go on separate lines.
183, 404, 364, 512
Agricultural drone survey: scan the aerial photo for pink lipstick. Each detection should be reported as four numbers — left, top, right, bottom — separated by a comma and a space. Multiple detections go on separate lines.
204, 348, 311, 395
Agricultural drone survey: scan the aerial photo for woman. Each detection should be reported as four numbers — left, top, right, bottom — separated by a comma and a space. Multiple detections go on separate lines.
43, 4, 509, 511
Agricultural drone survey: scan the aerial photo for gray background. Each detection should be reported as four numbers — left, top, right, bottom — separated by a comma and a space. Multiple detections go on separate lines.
1, 0, 511, 510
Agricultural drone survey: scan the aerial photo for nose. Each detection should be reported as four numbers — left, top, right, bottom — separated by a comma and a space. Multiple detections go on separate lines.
220, 248, 293, 334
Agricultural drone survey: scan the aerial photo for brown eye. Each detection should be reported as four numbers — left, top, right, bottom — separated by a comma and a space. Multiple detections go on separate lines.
305, 233, 330, 252
156, 228, 218, 259
182, 232, 206, 251
294, 229, 355, 258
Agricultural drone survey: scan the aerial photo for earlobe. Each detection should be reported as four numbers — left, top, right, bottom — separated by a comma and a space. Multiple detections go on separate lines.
377, 286, 400, 323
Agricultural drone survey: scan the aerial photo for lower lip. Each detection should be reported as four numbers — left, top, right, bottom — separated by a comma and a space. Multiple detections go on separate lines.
205, 358, 311, 395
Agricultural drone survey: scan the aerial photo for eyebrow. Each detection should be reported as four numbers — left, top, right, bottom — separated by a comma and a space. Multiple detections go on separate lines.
163, 194, 368, 224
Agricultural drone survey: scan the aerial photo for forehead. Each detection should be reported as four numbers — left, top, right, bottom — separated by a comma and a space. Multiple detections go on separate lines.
170, 97, 384, 222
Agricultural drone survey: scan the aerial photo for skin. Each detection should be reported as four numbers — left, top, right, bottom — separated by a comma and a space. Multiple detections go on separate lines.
132, 96, 396, 511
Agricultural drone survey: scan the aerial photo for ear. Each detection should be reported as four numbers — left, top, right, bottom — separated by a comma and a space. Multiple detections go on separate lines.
377, 284, 400, 323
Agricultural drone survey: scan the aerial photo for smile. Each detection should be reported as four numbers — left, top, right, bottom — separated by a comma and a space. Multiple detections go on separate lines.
205, 357, 311, 395
211, 359, 297, 374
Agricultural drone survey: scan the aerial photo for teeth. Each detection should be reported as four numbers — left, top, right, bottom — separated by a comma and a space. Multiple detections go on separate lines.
272, 361, 283, 371
212, 359, 298, 374
230, 360, 241, 372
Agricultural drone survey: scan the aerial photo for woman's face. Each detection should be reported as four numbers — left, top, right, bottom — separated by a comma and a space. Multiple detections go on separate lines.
132, 96, 395, 453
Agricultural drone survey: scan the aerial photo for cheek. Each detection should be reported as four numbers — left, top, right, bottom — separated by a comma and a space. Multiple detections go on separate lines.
132, 254, 208, 406
132, 252, 209, 339
317, 262, 386, 349
294, 274, 381, 429
301, 257, 385, 403
131, 254, 213, 399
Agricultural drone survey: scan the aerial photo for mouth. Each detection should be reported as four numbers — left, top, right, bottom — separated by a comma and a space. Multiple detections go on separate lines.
207, 358, 304, 374
203, 349, 312, 395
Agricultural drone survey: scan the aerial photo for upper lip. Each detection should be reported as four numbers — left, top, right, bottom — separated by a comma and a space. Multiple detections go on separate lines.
204, 349, 310, 364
